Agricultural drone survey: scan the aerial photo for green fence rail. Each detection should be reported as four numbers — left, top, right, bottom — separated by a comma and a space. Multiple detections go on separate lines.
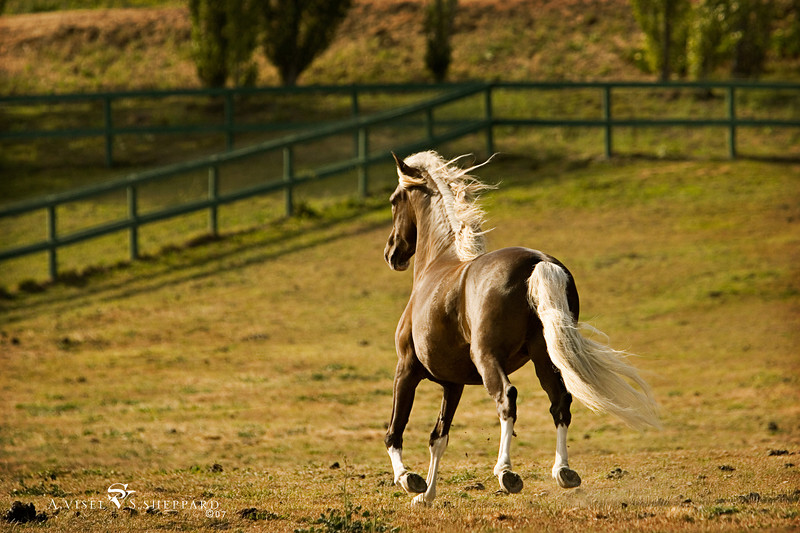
0, 84, 465, 167
3, 81, 799, 166
489, 80, 800, 159
0, 83, 491, 281
1, 80, 799, 282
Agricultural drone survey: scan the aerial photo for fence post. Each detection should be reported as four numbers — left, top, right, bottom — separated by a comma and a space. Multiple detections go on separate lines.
603, 85, 613, 158
425, 107, 435, 142
283, 146, 294, 217
484, 84, 494, 155
351, 87, 360, 157
225, 91, 234, 151
47, 204, 58, 280
127, 185, 139, 260
104, 96, 114, 168
727, 85, 737, 159
208, 165, 219, 236
358, 126, 369, 197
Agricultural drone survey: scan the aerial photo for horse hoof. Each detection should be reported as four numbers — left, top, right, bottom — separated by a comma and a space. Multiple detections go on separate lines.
399, 472, 427, 494
411, 493, 432, 506
556, 468, 582, 489
498, 470, 523, 494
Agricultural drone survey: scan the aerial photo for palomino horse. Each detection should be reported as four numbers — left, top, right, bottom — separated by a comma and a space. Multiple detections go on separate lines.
383, 150, 659, 505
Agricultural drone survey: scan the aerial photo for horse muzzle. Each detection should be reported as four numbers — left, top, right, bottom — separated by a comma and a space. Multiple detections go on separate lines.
384, 238, 411, 271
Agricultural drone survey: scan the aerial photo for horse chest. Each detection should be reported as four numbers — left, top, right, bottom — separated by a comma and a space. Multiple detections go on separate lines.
410, 298, 481, 383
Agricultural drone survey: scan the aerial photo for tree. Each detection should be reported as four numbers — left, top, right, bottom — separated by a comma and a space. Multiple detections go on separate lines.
260, 0, 352, 87
631, 0, 691, 80
424, 0, 458, 83
688, 0, 775, 79
773, 0, 800, 59
188, 0, 259, 88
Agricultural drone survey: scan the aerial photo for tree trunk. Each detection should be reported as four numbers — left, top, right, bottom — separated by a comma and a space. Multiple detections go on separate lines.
661, 0, 671, 81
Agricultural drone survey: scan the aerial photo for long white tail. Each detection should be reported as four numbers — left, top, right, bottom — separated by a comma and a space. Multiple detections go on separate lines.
528, 261, 660, 429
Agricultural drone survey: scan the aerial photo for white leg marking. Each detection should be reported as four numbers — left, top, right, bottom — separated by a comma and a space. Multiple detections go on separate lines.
552, 424, 569, 478
493, 417, 524, 493
412, 435, 448, 505
493, 417, 514, 477
388, 446, 427, 494
387, 446, 407, 483
552, 423, 581, 488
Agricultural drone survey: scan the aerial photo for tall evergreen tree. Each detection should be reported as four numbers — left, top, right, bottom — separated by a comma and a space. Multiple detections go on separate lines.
260, 0, 352, 87
425, 0, 458, 83
631, 0, 691, 80
188, 0, 259, 88
688, 0, 775, 79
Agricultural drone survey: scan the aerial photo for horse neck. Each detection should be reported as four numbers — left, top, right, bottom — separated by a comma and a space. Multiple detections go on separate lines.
412, 201, 460, 279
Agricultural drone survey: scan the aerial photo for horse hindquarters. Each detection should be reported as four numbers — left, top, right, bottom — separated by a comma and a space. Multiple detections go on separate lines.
527, 261, 659, 431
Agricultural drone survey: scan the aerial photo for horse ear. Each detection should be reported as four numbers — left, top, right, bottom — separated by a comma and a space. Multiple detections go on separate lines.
392, 152, 419, 179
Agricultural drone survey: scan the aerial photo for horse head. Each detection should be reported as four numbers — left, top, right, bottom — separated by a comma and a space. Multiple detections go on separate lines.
384, 153, 429, 271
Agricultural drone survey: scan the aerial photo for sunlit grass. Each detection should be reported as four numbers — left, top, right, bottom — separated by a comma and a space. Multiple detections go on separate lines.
1, 157, 798, 531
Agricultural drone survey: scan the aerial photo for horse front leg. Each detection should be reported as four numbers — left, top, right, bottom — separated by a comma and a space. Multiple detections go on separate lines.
412, 382, 464, 506
385, 358, 427, 495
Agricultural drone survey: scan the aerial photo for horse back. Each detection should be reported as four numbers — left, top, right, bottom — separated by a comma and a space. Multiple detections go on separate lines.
406, 247, 579, 384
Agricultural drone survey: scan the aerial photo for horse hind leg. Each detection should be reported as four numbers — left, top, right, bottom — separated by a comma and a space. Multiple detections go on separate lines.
531, 345, 582, 489
411, 383, 463, 506
472, 349, 524, 494
494, 385, 524, 494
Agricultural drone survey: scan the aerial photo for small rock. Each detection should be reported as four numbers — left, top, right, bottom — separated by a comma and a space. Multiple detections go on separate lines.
718, 465, 735, 472
329, 462, 340, 469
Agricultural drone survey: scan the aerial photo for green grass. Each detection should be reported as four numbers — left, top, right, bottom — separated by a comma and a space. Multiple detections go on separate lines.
1, 156, 798, 531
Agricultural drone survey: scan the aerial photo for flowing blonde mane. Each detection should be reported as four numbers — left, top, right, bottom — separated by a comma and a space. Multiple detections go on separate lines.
398, 150, 495, 262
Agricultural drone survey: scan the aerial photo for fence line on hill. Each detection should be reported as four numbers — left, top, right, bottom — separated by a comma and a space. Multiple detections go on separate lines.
1, 80, 798, 282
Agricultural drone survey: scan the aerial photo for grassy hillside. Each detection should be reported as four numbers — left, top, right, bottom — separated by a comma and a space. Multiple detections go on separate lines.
1, 0, 798, 211
1, 0, 799, 95
1, 156, 798, 531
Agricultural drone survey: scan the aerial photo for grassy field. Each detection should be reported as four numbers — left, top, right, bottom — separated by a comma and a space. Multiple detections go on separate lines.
1, 1, 799, 530
1, 155, 798, 531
